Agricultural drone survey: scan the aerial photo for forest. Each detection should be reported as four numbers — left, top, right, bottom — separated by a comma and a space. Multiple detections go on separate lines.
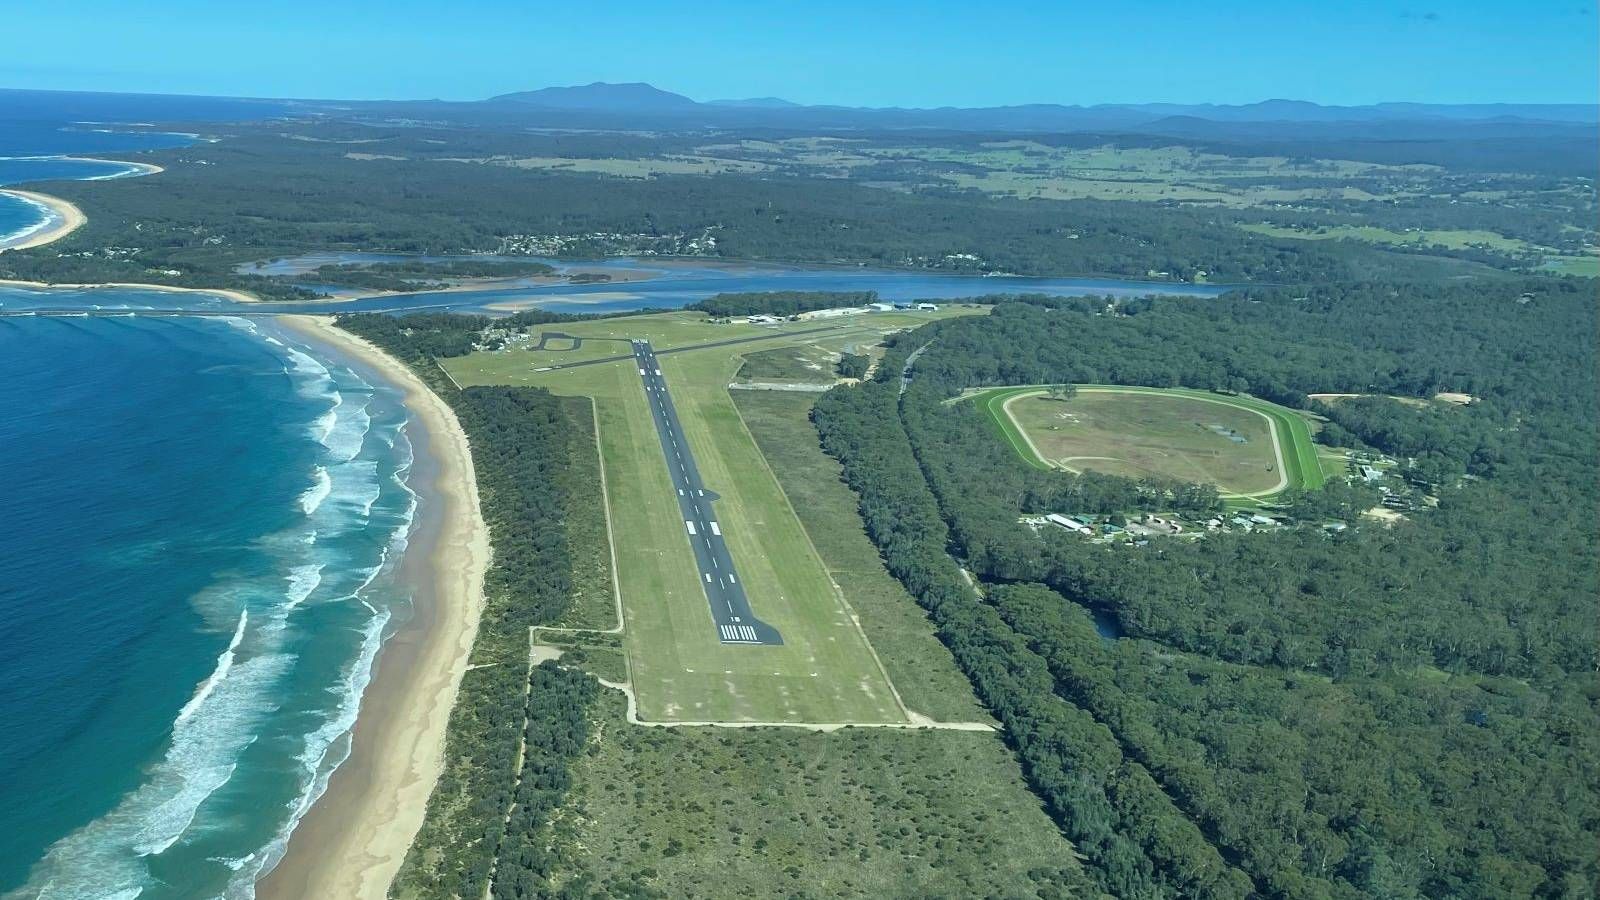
812, 276, 1598, 897
0, 124, 1502, 300
304, 258, 556, 292
687, 290, 876, 316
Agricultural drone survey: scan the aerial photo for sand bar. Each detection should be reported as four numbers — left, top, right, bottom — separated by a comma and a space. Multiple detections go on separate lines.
0, 189, 86, 251
0, 277, 259, 304
258, 315, 488, 900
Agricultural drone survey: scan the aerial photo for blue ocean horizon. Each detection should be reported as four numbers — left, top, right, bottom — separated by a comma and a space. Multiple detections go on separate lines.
0, 109, 428, 898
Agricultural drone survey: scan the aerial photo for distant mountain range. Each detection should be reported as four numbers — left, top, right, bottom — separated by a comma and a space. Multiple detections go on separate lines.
490, 82, 699, 111
486, 81, 1598, 127
1, 83, 1592, 175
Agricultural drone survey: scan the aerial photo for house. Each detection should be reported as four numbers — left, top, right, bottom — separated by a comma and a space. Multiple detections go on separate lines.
1359, 464, 1384, 483
868, 302, 896, 312
745, 314, 782, 325
916, 302, 938, 311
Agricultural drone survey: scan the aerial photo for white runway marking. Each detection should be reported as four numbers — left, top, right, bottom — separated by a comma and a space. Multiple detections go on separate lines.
709, 521, 721, 536
718, 624, 763, 643
685, 521, 696, 535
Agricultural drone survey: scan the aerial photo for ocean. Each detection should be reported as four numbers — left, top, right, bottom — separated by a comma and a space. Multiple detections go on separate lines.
0, 156, 157, 250
0, 315, 419, 898
1, 110, 422, 898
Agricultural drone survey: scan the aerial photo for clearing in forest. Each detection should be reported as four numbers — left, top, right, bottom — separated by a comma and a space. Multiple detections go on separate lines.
443, 308, 980, 723
981, 385, 1325, 498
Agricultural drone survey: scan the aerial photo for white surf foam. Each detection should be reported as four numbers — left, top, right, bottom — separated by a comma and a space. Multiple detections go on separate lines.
0, 193, 60, 248
283, 348, 335, 401
309, 391, 341, 446
21, 640, 294, 897
297, 466, 331, 515
175, 610, 249, 726
321, 395, 371, 463
225, 605, 391, 897
281, 564, 324, 614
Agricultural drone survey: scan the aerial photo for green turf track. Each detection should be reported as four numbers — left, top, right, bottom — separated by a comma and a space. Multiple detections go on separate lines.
971, 385, 1326, 498
978, 389, 1053, 471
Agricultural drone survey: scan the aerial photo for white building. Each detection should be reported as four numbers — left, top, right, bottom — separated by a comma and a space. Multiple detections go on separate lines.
796, 307, 869, 321
1045, 514, 1093, 535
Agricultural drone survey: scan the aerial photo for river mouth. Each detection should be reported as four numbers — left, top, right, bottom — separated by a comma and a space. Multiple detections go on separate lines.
10, 255, 1230, 317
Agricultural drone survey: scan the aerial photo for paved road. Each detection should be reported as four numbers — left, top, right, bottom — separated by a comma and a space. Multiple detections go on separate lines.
631, 339, 782, 646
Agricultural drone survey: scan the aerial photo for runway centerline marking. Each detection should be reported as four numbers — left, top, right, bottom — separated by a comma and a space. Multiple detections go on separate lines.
630, 339, 782, 647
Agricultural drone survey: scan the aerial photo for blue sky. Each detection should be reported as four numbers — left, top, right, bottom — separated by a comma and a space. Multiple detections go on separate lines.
3, 0, 1595, 106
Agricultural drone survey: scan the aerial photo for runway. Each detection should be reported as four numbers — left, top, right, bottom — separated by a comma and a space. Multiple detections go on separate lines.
631, 339, 782, 646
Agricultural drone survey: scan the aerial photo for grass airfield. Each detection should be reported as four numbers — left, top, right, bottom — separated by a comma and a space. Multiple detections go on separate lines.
444, 308, 979, 723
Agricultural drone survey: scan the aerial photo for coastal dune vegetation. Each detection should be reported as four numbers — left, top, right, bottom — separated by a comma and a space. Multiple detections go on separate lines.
335, 312, 605, 899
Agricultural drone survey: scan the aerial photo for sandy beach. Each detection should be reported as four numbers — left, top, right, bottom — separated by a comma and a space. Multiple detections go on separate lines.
258, 315, 488, 900
0, 277, 259, 303
69, 157, 166, 177
0, 189, 86, 251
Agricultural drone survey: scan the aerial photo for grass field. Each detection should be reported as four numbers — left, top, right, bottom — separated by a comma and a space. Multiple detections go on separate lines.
975, 385, 1325, 500
443, 309, 982, 723
1239, 222, 1532, 253
692, 139, 1441, 208
1541, 254, 1600, 277
540, 693, 1083, 898
734, 344, 842, 383
732, 391, 993, 723
547, 396, 621, 630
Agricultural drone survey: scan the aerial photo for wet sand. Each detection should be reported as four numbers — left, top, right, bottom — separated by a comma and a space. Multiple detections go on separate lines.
0, 189, 86, 251
257, 315, 488, 900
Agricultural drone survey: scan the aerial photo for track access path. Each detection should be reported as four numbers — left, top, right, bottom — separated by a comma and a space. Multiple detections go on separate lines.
630, 339, 782, 645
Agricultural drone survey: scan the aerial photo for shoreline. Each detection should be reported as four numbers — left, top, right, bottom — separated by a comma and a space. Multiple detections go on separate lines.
0, 277, 260, 304
70, 157, 166, 177
0, 189, 86, 251
257, 315, 488, 899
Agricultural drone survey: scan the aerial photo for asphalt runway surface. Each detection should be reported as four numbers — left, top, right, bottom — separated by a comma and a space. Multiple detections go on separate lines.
630, 339, 782, 645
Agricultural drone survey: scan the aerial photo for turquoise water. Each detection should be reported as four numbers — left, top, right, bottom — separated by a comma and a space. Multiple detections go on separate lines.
0, 150, 159, 250
0, 316, 418, 898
